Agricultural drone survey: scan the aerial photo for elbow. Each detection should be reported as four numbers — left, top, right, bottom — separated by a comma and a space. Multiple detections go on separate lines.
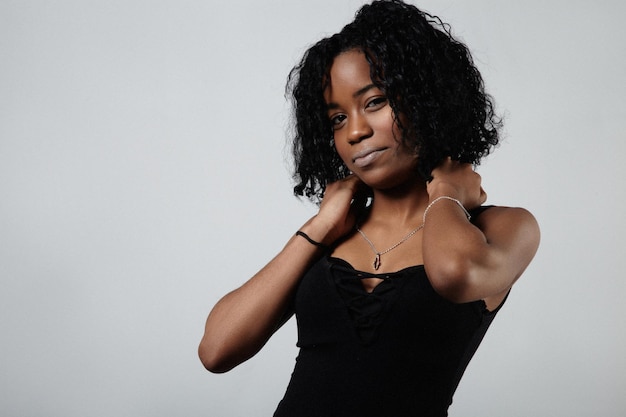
426, 257, 477, 303
198, 339, 237, 374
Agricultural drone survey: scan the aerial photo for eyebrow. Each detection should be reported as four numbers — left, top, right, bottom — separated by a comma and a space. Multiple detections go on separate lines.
326, 83, 378, 110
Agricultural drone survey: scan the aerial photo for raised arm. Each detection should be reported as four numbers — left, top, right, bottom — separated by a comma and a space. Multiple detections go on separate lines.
422, 158, 540, 307
198, 175, 365, 373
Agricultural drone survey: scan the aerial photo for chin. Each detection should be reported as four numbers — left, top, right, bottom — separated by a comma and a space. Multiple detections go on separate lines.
360, 172, 421, 192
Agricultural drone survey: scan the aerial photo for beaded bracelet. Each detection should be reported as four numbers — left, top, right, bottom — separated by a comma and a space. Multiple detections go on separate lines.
423, 196, 471, 223
295, 230, 330, 250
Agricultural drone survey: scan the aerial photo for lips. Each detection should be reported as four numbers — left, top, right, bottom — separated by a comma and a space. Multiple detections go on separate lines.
352, 148, 387, 168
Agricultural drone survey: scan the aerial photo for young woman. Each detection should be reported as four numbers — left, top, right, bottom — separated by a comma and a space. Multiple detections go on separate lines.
199, 1, 540, 415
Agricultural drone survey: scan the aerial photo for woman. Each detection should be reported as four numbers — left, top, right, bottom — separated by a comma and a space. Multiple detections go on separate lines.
199, 1, 540, 415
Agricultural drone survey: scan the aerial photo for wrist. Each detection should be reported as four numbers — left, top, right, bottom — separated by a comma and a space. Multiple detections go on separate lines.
423, 196, 471, 224
298, 216, 337, 247
295, 231, 330, 251
426, 182, 464, 204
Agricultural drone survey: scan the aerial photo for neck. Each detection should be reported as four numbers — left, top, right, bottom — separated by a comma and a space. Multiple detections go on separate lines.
366, 178, 429, 228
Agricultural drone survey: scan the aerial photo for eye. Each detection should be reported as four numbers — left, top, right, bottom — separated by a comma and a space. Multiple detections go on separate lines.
330, 114, 347, 129
366, 96, 388, 109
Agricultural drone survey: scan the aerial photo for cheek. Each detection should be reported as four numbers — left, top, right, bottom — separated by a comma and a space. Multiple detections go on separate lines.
333, 142, 351, 165
373, 112, 401, 139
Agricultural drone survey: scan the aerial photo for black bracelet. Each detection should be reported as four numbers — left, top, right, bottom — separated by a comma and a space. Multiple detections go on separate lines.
295, 231, 330, 250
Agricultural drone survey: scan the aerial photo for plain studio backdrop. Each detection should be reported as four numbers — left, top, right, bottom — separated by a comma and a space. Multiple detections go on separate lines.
1, 1, 625, 416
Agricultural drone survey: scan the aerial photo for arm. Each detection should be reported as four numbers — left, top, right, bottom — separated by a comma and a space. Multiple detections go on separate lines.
422, 158, 540, 305
198, 175, 365, 373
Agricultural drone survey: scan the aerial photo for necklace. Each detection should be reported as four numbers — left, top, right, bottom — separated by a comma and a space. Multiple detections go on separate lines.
356, 223, 424, 271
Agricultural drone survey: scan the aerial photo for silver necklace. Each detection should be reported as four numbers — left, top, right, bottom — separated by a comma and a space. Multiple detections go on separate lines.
356, 223, 424, 271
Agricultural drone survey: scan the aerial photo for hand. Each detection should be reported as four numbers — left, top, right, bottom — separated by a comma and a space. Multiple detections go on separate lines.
303, 175, 368, 245
427, 157, 487, 209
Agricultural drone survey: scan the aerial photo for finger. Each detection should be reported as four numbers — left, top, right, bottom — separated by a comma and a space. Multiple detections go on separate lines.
340, 174, 357, 184
474, 172, 483, 192
342, 174, 365, 194
441, 156, 455, 170
479, 187, 487, 205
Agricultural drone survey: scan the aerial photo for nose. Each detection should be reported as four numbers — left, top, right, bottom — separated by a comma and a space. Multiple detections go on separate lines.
347, 112, 373, 144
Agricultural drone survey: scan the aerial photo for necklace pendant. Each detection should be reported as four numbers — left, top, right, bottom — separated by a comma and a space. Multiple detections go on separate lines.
373, 254, 381, 270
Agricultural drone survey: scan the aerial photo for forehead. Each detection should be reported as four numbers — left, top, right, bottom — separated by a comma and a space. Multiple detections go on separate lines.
324, 50, 374, 102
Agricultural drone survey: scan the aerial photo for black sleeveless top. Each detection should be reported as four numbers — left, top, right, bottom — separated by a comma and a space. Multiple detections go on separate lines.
274, 207, 505, 417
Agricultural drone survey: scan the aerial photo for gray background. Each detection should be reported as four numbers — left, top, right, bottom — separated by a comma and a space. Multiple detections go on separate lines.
1, 0, 625, 416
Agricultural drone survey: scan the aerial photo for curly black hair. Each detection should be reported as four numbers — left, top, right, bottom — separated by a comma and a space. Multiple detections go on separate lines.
287, 0, 501, 202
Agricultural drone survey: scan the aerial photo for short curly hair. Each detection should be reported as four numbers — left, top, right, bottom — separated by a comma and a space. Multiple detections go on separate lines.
287, 0, 501, 202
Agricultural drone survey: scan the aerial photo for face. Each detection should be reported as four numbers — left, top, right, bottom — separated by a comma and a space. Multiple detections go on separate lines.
324, 50, 418, 190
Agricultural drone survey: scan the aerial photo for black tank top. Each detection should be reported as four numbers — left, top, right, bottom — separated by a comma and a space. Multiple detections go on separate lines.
274, 206, 505, 417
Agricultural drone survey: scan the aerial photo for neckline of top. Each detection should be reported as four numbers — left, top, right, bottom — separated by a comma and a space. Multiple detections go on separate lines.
327, 256, 424, 277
